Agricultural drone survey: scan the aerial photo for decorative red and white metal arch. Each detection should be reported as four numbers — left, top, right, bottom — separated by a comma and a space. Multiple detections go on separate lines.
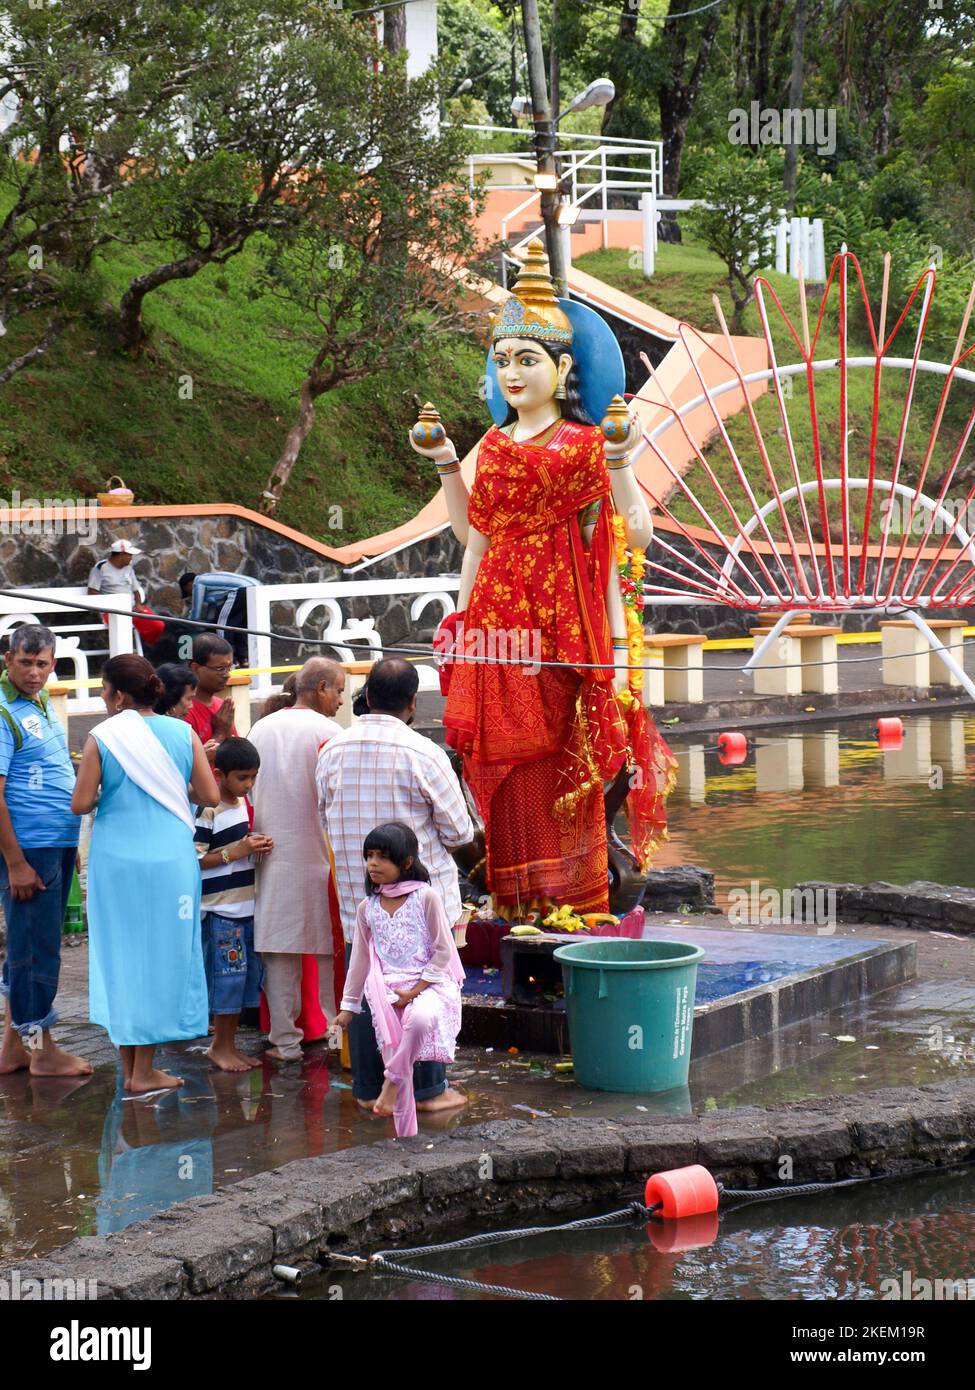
630, 249, 975, 700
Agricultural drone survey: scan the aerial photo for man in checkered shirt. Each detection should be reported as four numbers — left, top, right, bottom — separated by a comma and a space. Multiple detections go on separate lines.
317, 657, 474, 1114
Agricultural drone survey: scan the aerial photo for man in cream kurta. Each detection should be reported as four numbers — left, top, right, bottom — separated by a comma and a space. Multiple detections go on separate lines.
249, 658, 345, 1062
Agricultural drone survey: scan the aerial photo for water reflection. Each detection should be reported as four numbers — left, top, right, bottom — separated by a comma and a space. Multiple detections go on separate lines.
0, 1049, 369, 1261
97, 1075, 216, 1235
662, 712, 975, 904
313, 1168, 975, 1301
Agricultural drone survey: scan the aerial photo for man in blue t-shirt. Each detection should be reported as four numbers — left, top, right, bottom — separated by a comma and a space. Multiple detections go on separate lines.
0, 625, 91, 1077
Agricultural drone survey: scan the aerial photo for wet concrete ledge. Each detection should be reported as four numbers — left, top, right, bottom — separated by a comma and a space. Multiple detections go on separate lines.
7, 1079, 974, 1300
797, 881, 975, 937
460, 935, 917, 1055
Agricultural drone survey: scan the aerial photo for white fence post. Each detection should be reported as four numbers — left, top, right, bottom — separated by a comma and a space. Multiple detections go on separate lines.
812, 218, 826, 281
105, 591, 134, 661
600, 148, 608, 250
789, 215, 801, 279
775, 215, 788, 274
641, 192, 655, 277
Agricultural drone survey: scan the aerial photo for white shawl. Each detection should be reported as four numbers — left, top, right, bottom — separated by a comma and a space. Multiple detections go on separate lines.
92, 710, 195, 832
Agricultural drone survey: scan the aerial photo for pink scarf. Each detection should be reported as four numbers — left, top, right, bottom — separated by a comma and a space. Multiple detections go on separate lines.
364, 881, 458, 1138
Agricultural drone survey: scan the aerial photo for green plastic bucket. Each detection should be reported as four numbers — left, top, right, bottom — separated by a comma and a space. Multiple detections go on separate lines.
554, 938, 704, 1092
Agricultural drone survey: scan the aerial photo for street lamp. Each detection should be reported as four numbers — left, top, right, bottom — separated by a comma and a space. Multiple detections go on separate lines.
511, 74, 615, 295
513, 78, 616, 129
557, 78, 615, 123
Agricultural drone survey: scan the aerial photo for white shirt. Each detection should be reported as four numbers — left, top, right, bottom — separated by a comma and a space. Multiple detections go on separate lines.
87, 559, 143, 601
249, 706, 341, 954
316, 713, 474, 939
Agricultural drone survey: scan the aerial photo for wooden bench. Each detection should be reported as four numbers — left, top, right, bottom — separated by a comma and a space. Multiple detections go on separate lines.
217, 670, 256, 734
754, 610, 813, 629
880, 619, 966, 689
45, 683, 73, 735
748, 624, 842, 696
334, 660, 374, 729
644, 632, 707, 704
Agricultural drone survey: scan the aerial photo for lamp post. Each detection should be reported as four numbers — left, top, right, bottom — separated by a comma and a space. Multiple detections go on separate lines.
518, 0, 613, 296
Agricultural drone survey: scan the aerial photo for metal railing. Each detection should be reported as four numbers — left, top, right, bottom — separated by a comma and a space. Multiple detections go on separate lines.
457, 123, 664, 286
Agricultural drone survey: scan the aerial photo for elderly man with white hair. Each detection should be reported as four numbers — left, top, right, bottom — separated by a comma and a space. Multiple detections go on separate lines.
249, 657, 346, 1062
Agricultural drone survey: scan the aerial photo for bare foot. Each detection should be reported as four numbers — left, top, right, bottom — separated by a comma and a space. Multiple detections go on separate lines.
29, 1045, 92, 1078
356, 1097, 376, 1112
264, 1047, 302, 1064
207, 1045, 256, 1073
125, 1069, 183, 1094
416, 1086, 468, 1114
0, 1038, 30, 1074
373, 1077, 398, 1118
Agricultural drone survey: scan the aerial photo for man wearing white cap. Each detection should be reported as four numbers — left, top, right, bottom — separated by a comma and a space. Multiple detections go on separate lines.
87, 540, 145, 601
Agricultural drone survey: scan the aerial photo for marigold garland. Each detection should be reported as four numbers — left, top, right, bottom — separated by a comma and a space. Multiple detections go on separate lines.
611, 514, 647, 698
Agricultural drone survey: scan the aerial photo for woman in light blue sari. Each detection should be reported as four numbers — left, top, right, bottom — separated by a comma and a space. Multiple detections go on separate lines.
73, 654, 219, 1094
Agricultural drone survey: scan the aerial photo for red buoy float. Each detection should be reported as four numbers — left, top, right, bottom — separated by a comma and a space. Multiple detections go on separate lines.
647, 1209, 720, 1252
876, 716, 904, 750
644, 1164, 720, 1219
717, 731, 747, 765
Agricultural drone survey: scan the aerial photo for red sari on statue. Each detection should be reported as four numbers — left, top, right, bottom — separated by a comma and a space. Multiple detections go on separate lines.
445, 420, 674, 916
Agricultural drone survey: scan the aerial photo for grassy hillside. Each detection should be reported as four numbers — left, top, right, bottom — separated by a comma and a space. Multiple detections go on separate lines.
0, 237, 489, 545
577, 242, 975, 546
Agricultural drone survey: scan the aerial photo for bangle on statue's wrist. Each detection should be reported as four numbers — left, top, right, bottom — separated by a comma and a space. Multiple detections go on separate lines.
436, 457, 460, 475
606, 454, 632, 470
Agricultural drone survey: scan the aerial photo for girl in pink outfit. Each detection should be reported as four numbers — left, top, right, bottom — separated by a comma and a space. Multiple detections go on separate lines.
333, 822, 464, 1137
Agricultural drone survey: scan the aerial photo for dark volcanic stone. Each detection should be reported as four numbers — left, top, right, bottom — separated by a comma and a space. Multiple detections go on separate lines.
642, 865, 717, 914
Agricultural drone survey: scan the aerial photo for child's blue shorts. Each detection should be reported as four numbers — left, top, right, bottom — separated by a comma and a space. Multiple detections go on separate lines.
201, 911, 263, 1016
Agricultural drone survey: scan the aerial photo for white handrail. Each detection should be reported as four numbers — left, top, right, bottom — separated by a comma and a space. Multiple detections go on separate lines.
456, 122, 664, 152
497, 141, 664, 282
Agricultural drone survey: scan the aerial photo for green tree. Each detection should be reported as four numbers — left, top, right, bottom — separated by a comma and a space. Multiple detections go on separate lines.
257, 56, 481, 515
0, 0, 203, 380
111, 1, 379, 354
687, 151, 780, 330
438, 0, 515, 124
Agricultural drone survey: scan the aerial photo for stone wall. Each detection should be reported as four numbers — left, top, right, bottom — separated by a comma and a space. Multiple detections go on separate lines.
7, 1080, 972, 1298
796, 880, 975, 936
0, 509, 463, 668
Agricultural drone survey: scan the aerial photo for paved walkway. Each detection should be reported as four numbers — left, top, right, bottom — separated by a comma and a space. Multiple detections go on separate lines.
2, 914, 973, 1263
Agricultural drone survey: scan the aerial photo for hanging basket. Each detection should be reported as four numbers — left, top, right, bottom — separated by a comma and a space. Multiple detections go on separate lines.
97, 475, 134, 507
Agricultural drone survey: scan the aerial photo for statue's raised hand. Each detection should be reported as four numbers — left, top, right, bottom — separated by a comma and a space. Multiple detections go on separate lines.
409, 402, 458, 467
602, 400, 642, 461
408, 430, 459, 466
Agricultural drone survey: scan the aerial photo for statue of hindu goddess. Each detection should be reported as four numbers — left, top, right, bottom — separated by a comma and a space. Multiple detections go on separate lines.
410, 240, 676, 917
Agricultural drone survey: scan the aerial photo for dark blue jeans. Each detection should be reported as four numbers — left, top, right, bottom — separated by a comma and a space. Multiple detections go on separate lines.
0, 846, 75, 1035
344, 942, 446, 1103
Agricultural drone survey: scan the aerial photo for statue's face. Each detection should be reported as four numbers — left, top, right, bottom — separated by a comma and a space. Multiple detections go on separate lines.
493, 337, 571, 413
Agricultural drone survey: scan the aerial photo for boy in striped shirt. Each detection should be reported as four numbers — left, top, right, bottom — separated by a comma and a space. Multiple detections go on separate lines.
194, 738, 273, 1071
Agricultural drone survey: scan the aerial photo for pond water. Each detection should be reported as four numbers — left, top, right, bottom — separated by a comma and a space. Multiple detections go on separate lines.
302, 1165, 975, 1302
655, 711, 975, 907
